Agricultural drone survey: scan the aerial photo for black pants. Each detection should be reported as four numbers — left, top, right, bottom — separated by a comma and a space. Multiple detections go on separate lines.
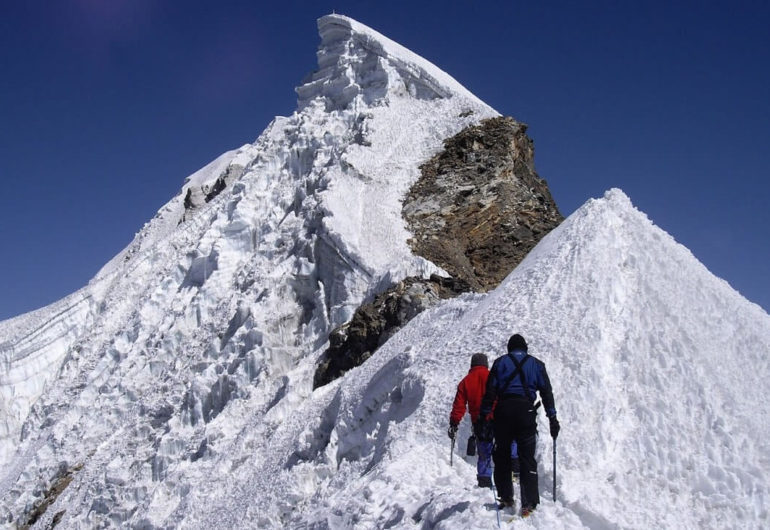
492, 397, 539, 509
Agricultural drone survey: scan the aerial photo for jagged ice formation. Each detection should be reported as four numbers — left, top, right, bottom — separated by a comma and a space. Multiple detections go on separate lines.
0, 13, 496, 528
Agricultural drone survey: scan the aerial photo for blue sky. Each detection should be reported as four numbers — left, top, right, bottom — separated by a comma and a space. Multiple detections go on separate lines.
1, 0, 768, 320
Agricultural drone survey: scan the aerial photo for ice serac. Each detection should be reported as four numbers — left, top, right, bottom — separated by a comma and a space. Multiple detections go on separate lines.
0, 13, 498, 528
298, 15, 488, 110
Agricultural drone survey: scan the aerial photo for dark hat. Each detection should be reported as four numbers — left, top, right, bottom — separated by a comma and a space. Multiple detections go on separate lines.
470, 353, 488, 368
507, 334, 528, 352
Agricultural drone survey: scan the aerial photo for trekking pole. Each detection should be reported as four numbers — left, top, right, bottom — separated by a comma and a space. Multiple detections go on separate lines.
450, 435, 455, 467
553, 438, 557, 502
491, 473, 500, 528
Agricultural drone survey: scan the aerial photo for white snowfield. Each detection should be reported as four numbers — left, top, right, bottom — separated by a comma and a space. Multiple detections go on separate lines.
1, 14, 769, 530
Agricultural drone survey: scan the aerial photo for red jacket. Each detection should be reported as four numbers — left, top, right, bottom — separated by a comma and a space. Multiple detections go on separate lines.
450, 365, 489, 424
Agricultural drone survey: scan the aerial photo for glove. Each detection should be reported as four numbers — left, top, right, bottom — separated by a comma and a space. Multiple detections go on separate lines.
448, 422, 458, 439
549, 416, 560, 439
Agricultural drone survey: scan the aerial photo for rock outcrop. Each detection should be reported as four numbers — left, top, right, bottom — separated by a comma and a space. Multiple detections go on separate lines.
404, 116, 563, 291
313, 275, 469, 388
314, 117, 563, 387
183, 163, 247, 212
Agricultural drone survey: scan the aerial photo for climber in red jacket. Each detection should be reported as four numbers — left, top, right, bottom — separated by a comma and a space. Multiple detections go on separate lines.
448, 353, 494, 487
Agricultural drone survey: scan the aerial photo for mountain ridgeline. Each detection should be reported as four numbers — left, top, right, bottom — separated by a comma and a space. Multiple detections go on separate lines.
1, 14, 767, 530
314, 116, 562, 388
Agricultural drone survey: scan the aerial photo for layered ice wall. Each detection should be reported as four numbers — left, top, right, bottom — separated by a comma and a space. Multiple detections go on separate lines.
0, 290, 94, 464
0, 14, 497, 528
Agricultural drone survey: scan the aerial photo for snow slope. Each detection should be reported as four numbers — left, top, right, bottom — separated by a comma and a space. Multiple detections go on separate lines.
0, 12, 495, 467
160, 189, 770, 529
1, 13, 769, 530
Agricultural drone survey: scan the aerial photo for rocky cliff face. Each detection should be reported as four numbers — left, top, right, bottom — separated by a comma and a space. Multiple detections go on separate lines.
314, 117, 563, 386
404, 116, 563, 291
313, 275, 469, 388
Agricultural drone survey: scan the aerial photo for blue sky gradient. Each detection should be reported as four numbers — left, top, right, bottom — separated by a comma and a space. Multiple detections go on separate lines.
1, 0, 768, 320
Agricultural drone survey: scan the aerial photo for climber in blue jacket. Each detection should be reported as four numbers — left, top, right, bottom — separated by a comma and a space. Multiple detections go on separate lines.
478, 333, 560, 517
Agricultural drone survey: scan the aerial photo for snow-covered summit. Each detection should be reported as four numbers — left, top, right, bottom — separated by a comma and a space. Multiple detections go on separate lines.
297, 15, 489, 110
0, 13, 499, 527
1, 13, 768, 530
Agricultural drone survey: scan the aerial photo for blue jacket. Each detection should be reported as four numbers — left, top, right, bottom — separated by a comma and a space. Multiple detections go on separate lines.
480, 349, 557, 418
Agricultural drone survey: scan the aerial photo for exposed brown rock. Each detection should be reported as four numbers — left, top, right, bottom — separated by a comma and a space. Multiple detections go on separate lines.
403, 116, 563, 291
314, 116, 563, 388
313, 275, 469, 388
19, 463, 82, 529
182, 163, 247, 217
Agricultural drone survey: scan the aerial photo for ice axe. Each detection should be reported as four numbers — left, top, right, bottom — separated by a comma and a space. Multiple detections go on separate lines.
450, 433, 456, 466
553, 438, 557, 501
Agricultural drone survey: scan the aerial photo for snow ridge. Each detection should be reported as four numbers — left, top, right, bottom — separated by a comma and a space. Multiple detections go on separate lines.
160, 189, 770, 529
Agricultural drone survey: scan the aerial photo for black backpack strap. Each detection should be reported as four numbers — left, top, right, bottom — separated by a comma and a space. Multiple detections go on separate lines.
510, 354, 533, 401
497, 353, 532, 401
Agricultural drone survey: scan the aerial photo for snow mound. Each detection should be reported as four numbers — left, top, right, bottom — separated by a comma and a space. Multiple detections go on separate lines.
159, 189, 769, 529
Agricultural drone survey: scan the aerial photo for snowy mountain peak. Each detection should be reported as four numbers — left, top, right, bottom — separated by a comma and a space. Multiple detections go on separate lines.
297, 14, 489, 110
2, 13, 768, 530
599, 186, 633, 207
0, 14, 500, 527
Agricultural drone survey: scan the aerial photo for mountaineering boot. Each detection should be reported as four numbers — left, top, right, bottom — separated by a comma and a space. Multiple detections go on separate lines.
477, 475, 492, 488
497, 498, 515, 510
521, 505, 535, 518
